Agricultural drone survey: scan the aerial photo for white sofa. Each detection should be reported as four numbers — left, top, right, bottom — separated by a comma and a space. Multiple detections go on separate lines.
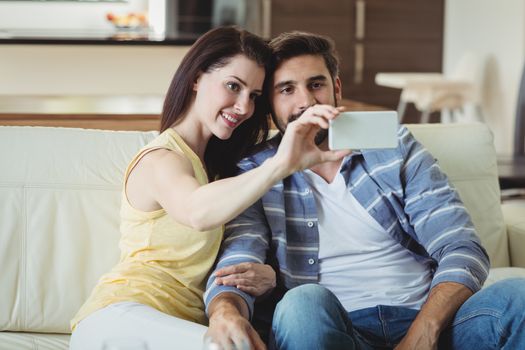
0, 123, 524, 349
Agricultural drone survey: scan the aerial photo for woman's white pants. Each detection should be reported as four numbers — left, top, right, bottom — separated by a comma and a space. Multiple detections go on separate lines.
69, 302, 208, 350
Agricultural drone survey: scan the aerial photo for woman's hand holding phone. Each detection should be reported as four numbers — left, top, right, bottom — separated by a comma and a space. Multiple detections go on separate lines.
273, 104, 351, 176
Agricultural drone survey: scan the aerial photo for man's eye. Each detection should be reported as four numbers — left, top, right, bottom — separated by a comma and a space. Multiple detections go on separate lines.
311, 82, 324, 89
226, 82, 241, 92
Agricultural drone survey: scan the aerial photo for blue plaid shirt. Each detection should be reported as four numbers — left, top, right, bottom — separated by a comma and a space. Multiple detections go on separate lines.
204, 126, 489, 318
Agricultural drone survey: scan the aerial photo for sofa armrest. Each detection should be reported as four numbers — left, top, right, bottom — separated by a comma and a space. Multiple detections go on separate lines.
501, 202, 525, 268
508, 224, 525, 268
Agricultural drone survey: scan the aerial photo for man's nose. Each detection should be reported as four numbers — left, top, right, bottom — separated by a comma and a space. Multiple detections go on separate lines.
296, 87, 316, 112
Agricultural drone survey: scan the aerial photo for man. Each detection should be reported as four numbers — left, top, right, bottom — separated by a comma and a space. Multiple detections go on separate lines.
203, 31, 525, 350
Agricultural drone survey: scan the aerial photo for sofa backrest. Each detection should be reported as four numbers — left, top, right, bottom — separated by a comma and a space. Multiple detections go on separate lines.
0, 123, 508, 334
0, 126, 157, 333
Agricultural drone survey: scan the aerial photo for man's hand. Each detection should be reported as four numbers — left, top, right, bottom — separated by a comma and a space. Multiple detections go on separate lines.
394, 319, 439, 350
214, 263, 276, 297
205, 293, 266, 350
394, 282, 473, 350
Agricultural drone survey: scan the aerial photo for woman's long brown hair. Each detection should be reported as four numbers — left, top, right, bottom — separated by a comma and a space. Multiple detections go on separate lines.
160, 26, 271, 180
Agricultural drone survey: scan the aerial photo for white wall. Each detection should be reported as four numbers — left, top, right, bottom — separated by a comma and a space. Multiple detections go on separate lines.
0, 1, 180, 96
0, 45, 189, 95
0, 0, 148, 32
444, 0, 525, 154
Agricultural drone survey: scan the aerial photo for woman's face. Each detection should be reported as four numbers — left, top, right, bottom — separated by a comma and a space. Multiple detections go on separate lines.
193, 54, 265, 140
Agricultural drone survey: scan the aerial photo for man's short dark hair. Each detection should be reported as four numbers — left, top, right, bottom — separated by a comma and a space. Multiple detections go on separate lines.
269, 31, 340, 79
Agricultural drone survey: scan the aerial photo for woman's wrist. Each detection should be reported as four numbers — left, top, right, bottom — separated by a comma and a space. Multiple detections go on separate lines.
263, 155, 293, 182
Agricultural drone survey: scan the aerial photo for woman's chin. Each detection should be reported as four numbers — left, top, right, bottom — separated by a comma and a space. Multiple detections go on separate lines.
214, 130, 233, 140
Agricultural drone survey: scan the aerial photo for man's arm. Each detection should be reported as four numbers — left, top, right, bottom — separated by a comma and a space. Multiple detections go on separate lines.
395, 282, 472, 350
204, 193, 272, 319
203, 157, 275, 349
396, 127, 490, 348
203, 196, 271, 349
399, 126, 490, 290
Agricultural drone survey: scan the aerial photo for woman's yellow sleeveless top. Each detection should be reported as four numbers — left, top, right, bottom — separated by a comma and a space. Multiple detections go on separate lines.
71, 129, 222, 330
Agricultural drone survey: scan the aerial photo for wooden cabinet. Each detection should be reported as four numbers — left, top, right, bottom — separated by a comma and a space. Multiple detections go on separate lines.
271, 0, 444, 112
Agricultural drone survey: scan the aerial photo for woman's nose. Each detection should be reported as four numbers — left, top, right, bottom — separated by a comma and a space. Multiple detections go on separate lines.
234, 94, 250, 115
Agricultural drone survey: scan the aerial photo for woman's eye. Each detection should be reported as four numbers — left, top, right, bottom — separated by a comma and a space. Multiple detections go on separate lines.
226, 82, 241, 92
280, 86, 293, 95
249, 93, 259, 101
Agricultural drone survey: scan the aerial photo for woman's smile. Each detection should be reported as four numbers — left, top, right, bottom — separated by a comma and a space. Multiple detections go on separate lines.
220, 111, 241, 128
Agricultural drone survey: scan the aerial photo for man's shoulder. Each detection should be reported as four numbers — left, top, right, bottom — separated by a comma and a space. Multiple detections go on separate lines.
238, 134, 281, 169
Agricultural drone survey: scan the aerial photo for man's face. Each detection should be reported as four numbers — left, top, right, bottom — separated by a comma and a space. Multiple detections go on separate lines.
270, 54, 342, 135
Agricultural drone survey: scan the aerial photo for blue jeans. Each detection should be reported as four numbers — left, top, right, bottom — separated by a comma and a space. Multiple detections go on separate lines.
271, 279, 525, 350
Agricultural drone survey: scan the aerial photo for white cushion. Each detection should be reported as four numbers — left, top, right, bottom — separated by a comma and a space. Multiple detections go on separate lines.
485, 267, 525, 287
0, 332, 69, 350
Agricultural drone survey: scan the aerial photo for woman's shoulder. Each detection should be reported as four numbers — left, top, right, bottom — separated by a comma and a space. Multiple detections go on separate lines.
141, 148, 195, 178
145, 129, 185, 153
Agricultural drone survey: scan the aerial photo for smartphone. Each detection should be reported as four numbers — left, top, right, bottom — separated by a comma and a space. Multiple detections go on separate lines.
328, 111, 399, 150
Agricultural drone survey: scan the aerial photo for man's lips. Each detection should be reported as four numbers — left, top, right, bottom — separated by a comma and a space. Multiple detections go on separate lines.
288, 112, 302, 124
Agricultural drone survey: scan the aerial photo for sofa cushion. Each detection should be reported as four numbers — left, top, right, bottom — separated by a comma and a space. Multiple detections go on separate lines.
485, 267, 525, 287
0, 332, 69, 350
0, 126, 157, 333
406, 123, 509, 267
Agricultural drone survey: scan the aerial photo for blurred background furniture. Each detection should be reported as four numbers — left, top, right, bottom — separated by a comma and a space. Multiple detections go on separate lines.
270, 0, 444, 112
375, 53, 485, 123
498, 61, 525, 194
0, 95, 386, 131
0, 95, 162, 131
514, 61, 525, 158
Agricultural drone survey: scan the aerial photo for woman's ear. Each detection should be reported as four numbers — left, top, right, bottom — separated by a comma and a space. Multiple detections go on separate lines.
193, 73, 202, 92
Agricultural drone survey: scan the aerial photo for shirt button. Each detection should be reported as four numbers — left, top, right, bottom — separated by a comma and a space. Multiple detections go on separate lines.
305, 188, 310, 195
307, 221, 314, 228
308, 258, 315, 265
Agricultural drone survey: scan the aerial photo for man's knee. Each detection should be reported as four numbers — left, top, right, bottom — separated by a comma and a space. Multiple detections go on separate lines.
272, 284, 354, 348
482, 278, 525, 301
460, 277, 525, 323
443, 278, 525, 348
484, 278, 525, 305
274, 284, 342, 324
276, 284, 336, 311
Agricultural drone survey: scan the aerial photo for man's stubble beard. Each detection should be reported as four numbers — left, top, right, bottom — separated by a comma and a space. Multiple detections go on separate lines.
271, 90, 337, 146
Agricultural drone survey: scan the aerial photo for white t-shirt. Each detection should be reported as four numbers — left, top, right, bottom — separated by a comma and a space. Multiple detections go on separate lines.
303, 168, 432, 312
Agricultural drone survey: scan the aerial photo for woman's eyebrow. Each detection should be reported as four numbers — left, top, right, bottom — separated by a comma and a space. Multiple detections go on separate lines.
228, 75, 262, 93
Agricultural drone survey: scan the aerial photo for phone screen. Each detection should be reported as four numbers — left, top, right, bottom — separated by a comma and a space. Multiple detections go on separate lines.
328, 111, 399, 150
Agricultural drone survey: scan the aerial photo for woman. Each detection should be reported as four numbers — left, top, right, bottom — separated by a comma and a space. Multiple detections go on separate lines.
70, 27, 347, 349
